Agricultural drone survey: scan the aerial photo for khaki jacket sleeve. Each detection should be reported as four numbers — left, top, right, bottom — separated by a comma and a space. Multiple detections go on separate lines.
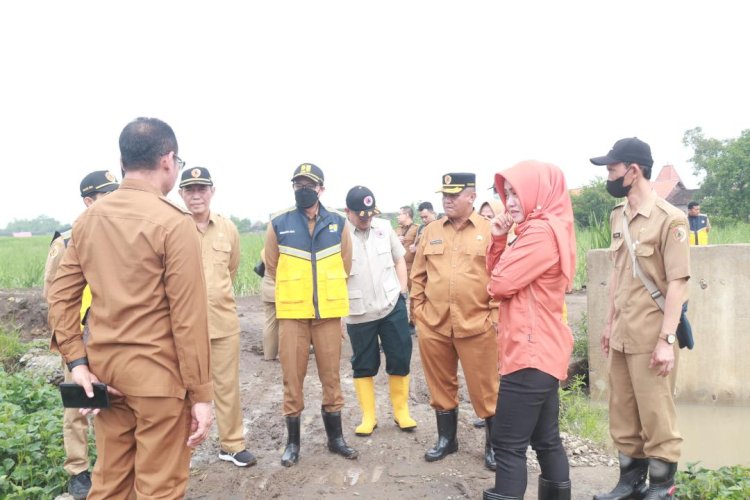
42, 237, 65, 301
165, 216, 214, 403
340, 222, 353, 276
47, 236, 87, 359
264, 223, 279, 280
409, 227, 428, 318
228, 220, 241, 283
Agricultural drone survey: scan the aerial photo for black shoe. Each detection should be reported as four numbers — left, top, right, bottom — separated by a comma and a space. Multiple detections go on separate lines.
644, 459, 677, 499
219, 449, 257, 467
281, 416, 301, 467
424, 408, 458, 462
473, 418, 486, 428
483, 489, 521, 499
484, 417, 496, 471
68, 470, 92, 500
321, 410, 358, 459
539, 476, 571, 500
593, 452, 649, 500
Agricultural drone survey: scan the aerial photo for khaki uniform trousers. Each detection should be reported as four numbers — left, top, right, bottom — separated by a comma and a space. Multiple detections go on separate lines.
89, 395, 192, 500
62, 362, 91, 475
261, 274, 279, 360
607, 348, 682, 463
279, 318, 344, 416
417, 323, 499, 418
211, 334, 245, 453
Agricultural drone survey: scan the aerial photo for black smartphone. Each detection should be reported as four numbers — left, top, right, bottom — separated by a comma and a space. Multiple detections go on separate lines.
59, 382, 110, 408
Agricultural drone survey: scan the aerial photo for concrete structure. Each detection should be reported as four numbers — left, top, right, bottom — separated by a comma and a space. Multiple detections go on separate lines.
587, 244, 750, 405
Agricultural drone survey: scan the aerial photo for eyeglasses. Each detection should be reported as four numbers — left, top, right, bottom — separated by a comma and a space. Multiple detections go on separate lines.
293, 182, 318, 190
173, 154, 186, 171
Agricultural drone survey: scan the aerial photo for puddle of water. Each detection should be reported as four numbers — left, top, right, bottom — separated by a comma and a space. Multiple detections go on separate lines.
677, 404, 750, 468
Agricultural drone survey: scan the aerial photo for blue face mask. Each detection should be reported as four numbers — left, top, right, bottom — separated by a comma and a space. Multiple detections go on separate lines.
294, 186, 319, 209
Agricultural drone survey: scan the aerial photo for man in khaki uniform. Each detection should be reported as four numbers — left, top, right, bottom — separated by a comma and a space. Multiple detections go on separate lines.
591, 138, 689, 500
264, 163, 358, 467
43, 170, 119, 500
259, 248, 280, 360
411, 172, 498, 471
179, 166, 256, 467
48, 117, 213, 499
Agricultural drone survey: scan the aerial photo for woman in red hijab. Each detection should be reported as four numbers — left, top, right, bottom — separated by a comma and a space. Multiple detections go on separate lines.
483, 161, 576, 500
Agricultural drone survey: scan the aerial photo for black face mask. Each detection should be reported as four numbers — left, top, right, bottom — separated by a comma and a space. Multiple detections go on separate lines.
295, 187, 319, 209
606, 168, 632, 198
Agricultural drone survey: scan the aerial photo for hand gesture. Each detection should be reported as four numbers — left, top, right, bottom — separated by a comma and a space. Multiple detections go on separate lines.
490, 212, 514, 237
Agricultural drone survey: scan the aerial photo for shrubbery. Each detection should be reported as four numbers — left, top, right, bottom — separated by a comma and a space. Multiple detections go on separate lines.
0, 369, 67, 499
676, 462, 750, 499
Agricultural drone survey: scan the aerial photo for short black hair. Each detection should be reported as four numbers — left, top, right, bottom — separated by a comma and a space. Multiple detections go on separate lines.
639, 165, 652, 180
417, 201, 434, 212
687, 201, 700, 210
400, 206, 414, 218
119, 117, 178, 171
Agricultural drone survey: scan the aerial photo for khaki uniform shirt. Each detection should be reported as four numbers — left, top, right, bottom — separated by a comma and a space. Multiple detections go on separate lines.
609, 191, 690, 354
345, 218, 405, 325
47, 178, 213, 402
199, 213, 241, 339
410, 211, 493, 338
396, 223, 418, 269
43, 230, 70, 301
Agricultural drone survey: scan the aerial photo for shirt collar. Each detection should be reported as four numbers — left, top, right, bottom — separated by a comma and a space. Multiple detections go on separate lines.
120, 177, 163, 196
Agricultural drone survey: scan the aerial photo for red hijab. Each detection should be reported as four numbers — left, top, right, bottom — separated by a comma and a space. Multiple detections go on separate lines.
495, 160, 576, 291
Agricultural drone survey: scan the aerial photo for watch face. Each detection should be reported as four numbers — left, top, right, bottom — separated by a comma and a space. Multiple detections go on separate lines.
667, 334, 676, 344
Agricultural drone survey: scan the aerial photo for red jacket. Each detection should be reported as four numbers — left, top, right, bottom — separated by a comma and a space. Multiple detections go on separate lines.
486, 222, 573, 381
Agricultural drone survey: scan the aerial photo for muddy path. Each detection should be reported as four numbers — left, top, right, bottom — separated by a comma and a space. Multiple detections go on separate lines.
185, 292, 617, 499
1, 289, 616, 499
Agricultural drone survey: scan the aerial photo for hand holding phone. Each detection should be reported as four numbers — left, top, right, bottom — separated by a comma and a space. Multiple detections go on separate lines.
60, 382, 110, 408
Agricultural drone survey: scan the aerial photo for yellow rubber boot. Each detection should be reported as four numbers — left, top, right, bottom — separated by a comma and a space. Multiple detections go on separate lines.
353, 377, 377, 436
389, 375, 417, 431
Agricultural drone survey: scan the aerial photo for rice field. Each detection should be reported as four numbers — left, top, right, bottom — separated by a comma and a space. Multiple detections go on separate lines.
1, 223, 748, 294
0, 233, 265, 296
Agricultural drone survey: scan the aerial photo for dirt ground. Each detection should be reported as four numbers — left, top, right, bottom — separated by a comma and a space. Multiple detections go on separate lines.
2, 289, 618, 499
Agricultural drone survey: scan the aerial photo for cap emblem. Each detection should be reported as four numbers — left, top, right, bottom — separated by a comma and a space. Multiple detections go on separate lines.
105, 171, 115, 182
191, 168, 201, 178
363, 195, 374, 207
300, 164, 312, 173
444, 174, 452, 184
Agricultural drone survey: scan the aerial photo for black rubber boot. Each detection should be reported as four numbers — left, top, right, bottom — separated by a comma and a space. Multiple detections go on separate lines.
593, 452, 649, 500
644, 459, 677, 499
484, 417, 496, 471
483, 488, 521, 499
424, 408, 458, 462
321, 410, 359, 459
539, 476, 571, 500
280, 416, 301, 467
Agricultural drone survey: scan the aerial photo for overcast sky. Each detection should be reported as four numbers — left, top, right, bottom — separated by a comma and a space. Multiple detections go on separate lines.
1, 1, 748, 228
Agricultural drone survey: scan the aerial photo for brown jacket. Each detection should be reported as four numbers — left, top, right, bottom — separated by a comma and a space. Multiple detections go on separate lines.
410, 211, 494, 338
47, 178, 213, 402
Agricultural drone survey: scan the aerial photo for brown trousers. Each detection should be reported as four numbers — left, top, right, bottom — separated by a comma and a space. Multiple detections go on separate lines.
88, 395, 192, 500
417, 323, 499, 418
211, 334, 245, 453
607, 348, 682, 462
279, 318, 344, 416
62, 362, 91, 475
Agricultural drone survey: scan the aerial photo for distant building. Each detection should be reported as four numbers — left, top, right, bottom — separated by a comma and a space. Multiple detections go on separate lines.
12, 231, 33, 238
651, 164, 697, 213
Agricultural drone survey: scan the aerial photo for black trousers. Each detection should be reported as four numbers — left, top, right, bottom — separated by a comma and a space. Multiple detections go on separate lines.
491, 368, 569, 496
346, 296, 412, 378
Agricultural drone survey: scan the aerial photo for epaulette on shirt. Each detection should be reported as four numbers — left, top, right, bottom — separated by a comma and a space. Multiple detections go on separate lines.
611, 201, 626, 213
50, 229, 73, 247
160, 196, 192, 215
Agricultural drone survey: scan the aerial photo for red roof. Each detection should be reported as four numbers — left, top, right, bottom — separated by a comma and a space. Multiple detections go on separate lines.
652, 164, 685, 198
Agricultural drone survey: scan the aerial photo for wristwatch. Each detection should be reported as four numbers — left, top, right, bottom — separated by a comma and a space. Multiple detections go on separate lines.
660, 333, 676, 345
67, 357, 89, 371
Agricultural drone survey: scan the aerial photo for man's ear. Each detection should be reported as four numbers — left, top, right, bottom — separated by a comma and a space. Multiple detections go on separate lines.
83, 196, 95, 208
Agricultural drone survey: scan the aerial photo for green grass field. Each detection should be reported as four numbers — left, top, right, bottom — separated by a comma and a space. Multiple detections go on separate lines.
0, 234, 265, 296
2, 223, 749, 294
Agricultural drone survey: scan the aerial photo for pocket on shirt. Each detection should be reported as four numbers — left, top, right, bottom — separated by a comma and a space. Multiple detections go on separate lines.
422, 242, 445, 257
212, 240, 232, 266
277, 272, 304, 303
348, 289, 366, 316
